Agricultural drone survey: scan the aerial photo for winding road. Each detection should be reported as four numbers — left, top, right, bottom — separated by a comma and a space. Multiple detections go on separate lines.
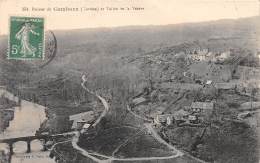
81, 75, 109, 127
70, 75, 111, 162
62, 75, 201, 163
126, 105, 152, 122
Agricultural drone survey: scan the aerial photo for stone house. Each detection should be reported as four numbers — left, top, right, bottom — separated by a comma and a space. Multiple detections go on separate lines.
191, 102, 214, 120
69, 111, 95, 129
154, 114, 173, 126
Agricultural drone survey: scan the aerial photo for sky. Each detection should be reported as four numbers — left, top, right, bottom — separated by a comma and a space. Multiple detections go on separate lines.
0, 0, 259, 35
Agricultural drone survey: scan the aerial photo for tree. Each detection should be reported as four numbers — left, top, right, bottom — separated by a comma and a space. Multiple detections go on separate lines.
248, 82, 258, 110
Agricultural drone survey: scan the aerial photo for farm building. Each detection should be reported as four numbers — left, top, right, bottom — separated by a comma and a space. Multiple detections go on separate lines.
214, 82, 237, 90
69, 111, 95, 129
191, 102, 214, 120
172, 109, 190, 121
154, 114, 173, 126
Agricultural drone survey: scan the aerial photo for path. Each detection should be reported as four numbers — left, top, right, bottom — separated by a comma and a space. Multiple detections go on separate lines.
80, 75, 109, 127
144, 123, 183, 155
126, 105, 152, 122
70, 75, 182, 162
61, 75, 204, 163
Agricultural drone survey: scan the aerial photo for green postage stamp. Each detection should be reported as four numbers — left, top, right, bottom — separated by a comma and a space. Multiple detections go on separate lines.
8, 16, 44, 59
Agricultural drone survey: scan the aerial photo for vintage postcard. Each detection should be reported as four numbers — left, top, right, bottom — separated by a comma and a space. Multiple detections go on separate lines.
0, 0, 259, 163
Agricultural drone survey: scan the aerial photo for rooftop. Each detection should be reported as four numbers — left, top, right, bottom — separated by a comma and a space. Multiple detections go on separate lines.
69, 111, 94, 121
191, 102, 214, 110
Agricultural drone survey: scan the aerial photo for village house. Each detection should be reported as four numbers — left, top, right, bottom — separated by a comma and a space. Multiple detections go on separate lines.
150, 106, 164, 118
186, 49, 216, 62
154, 114, 173, 126
214, 51, 231, 62
153, 109, 193, 126
205, 80, 213, 85
172, 109, 190, 121
191, 102, 214, 121
214, 82, 237, 90
80, 123, 91, 133
69, 111, 95, 130
193, 50, 230, 63
187, 53, 206, 61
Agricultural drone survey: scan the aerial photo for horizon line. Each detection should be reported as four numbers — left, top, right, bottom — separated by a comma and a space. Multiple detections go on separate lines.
0, 15, 259, 37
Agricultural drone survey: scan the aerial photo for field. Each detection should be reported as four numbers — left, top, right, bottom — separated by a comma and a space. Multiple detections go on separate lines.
114, 133, 174, 158
78, 125, 175, 158
78, 126, 139, 156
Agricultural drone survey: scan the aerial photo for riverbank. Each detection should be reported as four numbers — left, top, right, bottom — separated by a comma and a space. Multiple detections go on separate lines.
0, 96, 17, 110
0, 94, 18, 133
0, 89, 56, 163
5, 76, 104, 135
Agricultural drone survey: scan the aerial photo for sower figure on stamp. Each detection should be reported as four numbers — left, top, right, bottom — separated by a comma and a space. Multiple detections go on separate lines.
15, 22, 40, 57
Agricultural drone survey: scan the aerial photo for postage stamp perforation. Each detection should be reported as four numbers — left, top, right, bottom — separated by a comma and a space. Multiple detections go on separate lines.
7, 16, 45, 60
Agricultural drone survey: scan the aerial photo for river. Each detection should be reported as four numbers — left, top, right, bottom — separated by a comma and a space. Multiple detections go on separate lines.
0, 89, 55, 163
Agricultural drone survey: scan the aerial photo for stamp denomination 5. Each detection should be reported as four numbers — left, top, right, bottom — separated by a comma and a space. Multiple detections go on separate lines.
8, 16, 45, 60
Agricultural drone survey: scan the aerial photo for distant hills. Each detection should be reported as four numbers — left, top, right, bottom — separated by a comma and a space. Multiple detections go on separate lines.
0, 16, 259, 86
0, 16, 259, 60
